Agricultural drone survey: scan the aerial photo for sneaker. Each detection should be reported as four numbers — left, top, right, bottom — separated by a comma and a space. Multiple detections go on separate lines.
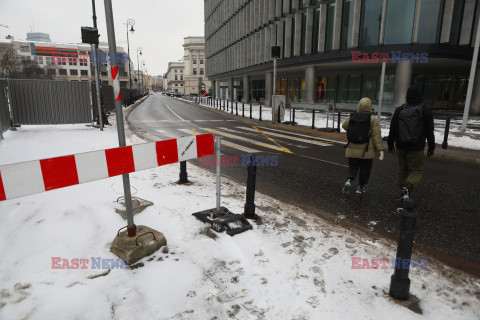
356, 185, 367, 194
342, 179, 351, 195
399, 187, 410, 206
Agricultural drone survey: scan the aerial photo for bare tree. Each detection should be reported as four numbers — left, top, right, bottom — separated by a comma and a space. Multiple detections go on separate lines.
0, 43, 21, 78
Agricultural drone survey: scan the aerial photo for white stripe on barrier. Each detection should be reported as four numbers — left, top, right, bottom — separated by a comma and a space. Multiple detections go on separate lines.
177, 136, 198, 162
75, 150, 109, 184
1, 161, 45, 199
132, 143, 157, 172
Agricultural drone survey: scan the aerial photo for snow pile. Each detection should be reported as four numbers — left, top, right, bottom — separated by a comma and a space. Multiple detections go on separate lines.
0, 117, 478, 319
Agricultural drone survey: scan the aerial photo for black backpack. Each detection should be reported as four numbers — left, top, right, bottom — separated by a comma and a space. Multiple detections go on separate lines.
398, 105, 424, 144
347, 113, 371, 144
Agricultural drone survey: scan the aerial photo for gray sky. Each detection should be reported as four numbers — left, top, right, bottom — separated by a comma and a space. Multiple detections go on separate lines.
0, 0, 205, 76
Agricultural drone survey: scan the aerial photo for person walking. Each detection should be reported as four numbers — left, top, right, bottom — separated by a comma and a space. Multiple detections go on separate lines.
342, 97, 384, 195
387, 86, 435, 202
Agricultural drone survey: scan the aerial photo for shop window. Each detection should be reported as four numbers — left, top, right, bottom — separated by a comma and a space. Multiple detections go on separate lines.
384, 0, 416, 44
312, 8, 320, 53
360, 0, 383, 46
340, 0, 355, 49
417, 0, 445, 44
301, 13, 307, 55
325, 3, 336, 51
449, 0, 465, 45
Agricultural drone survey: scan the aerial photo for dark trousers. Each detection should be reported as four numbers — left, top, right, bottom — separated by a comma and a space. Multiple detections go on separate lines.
347, 158, 373, 186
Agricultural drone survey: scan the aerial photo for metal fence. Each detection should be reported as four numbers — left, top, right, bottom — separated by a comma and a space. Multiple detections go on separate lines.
0, 80, 10, 133
6, 79, 92, 125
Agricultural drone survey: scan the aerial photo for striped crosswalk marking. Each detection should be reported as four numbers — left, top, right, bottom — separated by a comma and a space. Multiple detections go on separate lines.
201, 128, 290, 153
236, 127, 332, 147
177, 128, 260, 153
255, 126, 344, 144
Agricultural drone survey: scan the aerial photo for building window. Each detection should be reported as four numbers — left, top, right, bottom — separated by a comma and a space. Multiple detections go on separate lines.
180, 70, 183, 73
301, 13, 307, 55
193, 69, 197, 75
384, 0, 416, 44
283, 20, 287, 58
193, 59, 197, 64
340, 0, 355, 49
416, 0, 445, 44
312, 8, 320, 53
175, 69, 177, 73
325, 3, 336, 51
20, 45, 29, 52
59, 69, 67, 75
79, 59, 88, 66
68, 57, 77, 66
360, 0, 383, 47
81, 70, 88, 76
181, 75, 184, 80
101, 71, 108, 76
449, 0, 465, 45
34, 56, 44, 64
291, 16, 296, 55
175, 75, 178, 80
200, 59, 204, 64
46, 57, 52, 65
70, 69, 78, 76
200, 69, 204, 75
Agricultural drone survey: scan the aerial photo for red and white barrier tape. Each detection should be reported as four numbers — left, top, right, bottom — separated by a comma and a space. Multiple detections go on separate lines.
0, 134, 214, 201
111, 66, 121, 101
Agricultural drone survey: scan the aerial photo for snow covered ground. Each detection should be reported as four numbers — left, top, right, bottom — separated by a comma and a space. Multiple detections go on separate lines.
192, 98, 480, 150
0, 108, 479, 320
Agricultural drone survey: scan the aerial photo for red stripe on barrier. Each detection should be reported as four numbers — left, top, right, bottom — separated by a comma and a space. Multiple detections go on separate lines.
105, 146, 135, 177
40, 155, 79, 191
196, 133, 215, 158
111, 66, 119, 80
116, 91, 122, 101
0, 172, 6, 201
155, 139, 178, 166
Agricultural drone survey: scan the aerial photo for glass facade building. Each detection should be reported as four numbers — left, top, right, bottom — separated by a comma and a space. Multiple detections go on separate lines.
205, 0, 480, 114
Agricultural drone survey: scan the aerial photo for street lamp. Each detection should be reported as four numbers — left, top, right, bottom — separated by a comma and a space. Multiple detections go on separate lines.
136, 47, 143, 92
142, 61, 146, 92
126, 19, 135, 89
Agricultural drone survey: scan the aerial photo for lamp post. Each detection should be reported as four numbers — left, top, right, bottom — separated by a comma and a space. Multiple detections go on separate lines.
142, 61, 146, 92
136, 47, 143, 92
126, 19, 135, 90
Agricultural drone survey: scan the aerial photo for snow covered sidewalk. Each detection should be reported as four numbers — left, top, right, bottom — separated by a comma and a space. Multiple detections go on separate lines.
0, 113, 478, 319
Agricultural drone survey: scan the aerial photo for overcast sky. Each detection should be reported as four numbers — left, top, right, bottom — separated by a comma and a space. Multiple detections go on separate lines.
0, 0, 205, 76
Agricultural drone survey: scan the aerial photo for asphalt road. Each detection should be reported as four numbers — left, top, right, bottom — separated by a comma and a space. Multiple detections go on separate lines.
128, 94, 480, 267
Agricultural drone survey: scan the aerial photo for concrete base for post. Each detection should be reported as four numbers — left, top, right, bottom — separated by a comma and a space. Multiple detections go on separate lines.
114, 197, 153, 220
110, 225, 167, 265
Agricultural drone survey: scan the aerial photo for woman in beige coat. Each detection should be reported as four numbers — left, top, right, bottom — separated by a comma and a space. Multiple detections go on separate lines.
341, 97, 384, 194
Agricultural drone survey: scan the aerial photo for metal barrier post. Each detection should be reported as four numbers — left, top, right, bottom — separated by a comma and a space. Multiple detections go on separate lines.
292, 106, 295, 125
250, 102, 252, 119
231, 100, 233, 114
259, 105, 262, 121
244, 155, 258, 219
236, 102, 238, 116
179, 161, 188, 184
215, 136, 221, 214
242, 102, 245, 117
442, 117, 450, 149
389, 199, 418, 300
277, 106, 281, 124
312, 109, 315, 129
337, 111, 341, 133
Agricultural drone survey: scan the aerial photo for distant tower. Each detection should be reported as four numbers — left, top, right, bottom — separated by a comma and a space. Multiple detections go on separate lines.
26, 32, 51, 42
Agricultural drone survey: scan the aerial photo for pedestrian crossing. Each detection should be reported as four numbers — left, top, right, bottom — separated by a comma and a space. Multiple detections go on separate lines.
174, 125, 337, 154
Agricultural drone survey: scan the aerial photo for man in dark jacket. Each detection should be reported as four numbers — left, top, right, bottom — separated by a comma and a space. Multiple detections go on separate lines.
388, 86, 435, 200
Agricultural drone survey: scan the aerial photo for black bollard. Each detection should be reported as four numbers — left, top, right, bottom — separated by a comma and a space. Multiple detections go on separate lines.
312, 110, 315, 129
259, 105, 262, 121
389, 199, 418, 300
236, 102, 238, 116
442, 117, 450, 149
242, 102, 245, 117
231, 100, 234, 114
292, 107, 295, 125
179, 161, 188, 184
250, 102, 252, 119
277, 106, 281, 124
244, 155, 258, 219
337, 111, 341, 133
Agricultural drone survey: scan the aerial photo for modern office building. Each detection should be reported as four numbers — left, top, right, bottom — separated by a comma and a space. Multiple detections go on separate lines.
205, 0, 480, 114
0, 34, 132, 87
182, 36, 212, 95
165, 61, 186, 94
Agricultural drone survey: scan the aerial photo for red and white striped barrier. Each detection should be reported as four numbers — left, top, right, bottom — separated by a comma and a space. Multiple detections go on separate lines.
0, 134, 214, 202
